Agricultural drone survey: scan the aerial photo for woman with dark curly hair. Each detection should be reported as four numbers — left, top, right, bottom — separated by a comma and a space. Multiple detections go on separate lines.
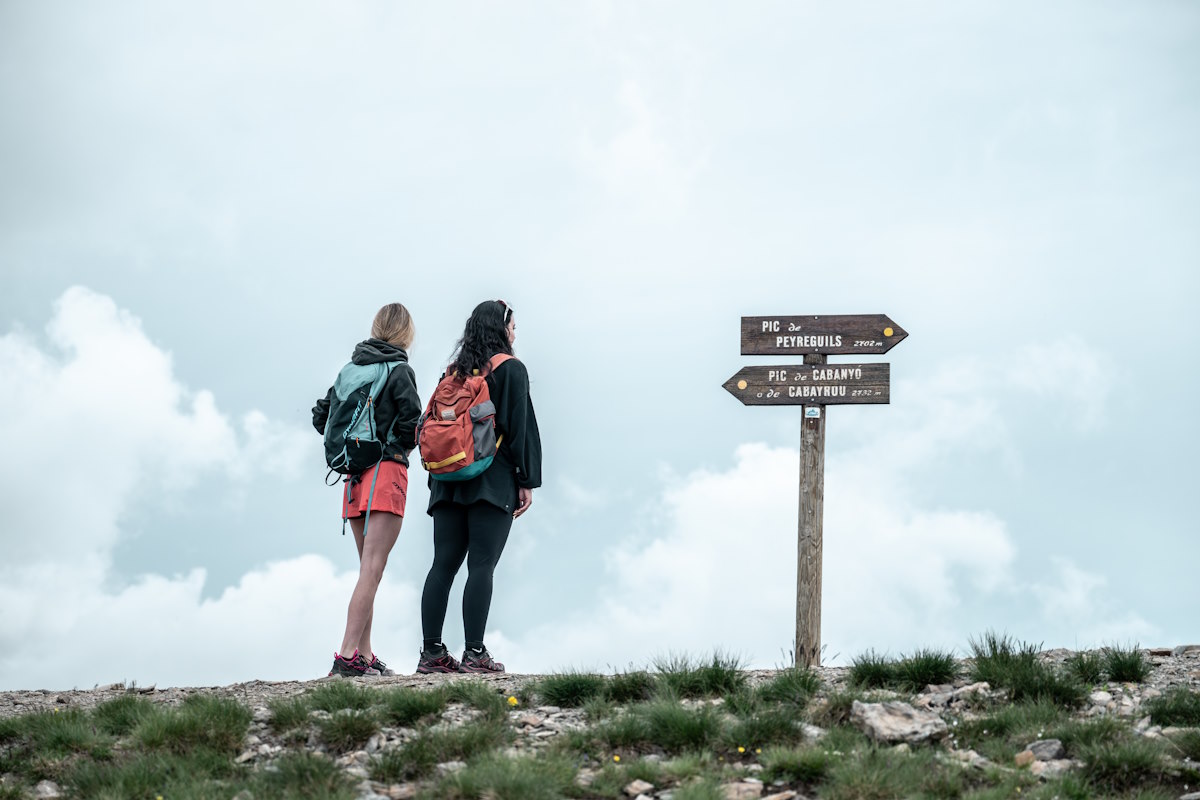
416, 299, 541, 674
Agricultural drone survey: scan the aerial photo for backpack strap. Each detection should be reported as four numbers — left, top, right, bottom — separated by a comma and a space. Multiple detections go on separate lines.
485, 353, 514, 375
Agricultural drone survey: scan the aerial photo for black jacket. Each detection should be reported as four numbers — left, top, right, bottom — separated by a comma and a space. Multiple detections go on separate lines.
312, 339, 421, 466
427, 357, 542, 515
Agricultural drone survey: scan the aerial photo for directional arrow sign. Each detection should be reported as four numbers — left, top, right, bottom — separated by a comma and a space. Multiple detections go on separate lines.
741, 315, 908, 355
723, 363, 890, 405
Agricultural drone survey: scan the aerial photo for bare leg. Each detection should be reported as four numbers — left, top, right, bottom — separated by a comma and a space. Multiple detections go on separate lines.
340, 512, 403, 657
350, 522, 377, 657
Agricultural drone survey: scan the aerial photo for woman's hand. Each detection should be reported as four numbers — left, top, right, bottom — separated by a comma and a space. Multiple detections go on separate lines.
514, 487, 534, 518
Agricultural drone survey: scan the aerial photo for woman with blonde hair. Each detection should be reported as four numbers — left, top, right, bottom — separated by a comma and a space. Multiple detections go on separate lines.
313, 303, 421, 677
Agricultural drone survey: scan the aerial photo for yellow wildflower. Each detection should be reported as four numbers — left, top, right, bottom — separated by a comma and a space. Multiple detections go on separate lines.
737, 746, 745, 753
613, 755, 621, 763
507, 696, 518, 707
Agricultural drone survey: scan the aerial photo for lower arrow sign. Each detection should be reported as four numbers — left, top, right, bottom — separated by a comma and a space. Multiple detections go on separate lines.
723, 364, 890, 405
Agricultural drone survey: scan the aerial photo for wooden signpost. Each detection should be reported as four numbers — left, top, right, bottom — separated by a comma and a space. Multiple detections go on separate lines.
725, 314, 906, 668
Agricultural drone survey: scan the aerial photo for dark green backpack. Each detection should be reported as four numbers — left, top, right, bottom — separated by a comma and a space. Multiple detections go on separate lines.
323, 362, 394, 475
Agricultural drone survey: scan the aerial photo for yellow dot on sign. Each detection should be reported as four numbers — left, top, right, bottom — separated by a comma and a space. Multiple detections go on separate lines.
884, 327, 894, 337
737, 380, 747, 390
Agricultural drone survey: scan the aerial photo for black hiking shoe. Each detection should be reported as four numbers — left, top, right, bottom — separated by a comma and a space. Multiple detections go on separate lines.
459, 646, 505, 674
328, 651, 381, 678
416, 644, 461, 674
367, 653, 395, 676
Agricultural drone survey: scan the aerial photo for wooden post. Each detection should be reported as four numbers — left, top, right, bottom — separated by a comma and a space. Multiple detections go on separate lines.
796, 353, 826, 668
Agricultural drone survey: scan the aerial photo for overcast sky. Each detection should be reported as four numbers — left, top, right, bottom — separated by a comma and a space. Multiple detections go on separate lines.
1, 1, 1197, 690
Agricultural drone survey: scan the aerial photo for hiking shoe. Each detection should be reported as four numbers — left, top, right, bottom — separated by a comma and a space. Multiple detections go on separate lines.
328, 651, 381, 678
416, 644, 461, 674
459, 646, 505, 674
367, 653, 395, 676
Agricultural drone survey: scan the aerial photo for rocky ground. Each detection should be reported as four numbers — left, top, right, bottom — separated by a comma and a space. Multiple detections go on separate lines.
2, 645, 1198, 800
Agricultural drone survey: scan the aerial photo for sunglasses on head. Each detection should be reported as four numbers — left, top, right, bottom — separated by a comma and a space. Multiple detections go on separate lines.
497, 299, 514, 323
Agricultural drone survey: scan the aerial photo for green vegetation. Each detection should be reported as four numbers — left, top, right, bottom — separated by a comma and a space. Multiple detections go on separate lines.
433, 753, 576, 800
847, 647, 958, 692
135, 694, 251, 755
1103, 644, 1152, 683
316, 709, 379, 752
652, 651, 747, 698
605, 670, 657, 704
250, 751, 355, 800
0, 636, 1193, 799
370, 720, 511, 783
757, 666, 821, 706
534, 670, 608, 708
968, 631, 1086, 707
760, 744, 831, 783
1064, 650, 1104, 685
1146, 687, 1200, 725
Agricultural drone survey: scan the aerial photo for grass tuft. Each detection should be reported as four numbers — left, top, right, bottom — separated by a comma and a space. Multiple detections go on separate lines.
1064, 650, 1104, 685
810, 690, 864, 727
434, 753, 575, 800
316, 709, 379, 753
760, 745, 831, 783
653, 651, 746, 699
443, 681, 507, 722
535, 671, 607, 708
1169, 728, 1200, 762
606, 670, 657, 704
758, 667, 821, 707
641, 700, 722, 752
669, 780, 726, 800
91, 695, 155, 736
847, 649, 894, 689
378, 686, 447, 727
724, 707, 804, 749
1047, 716, 1124, 755
306, 681, 374, 713
968, 630, 1084, 707
134, 694, 250, 755
268, 695, 313, 733
370, 720, 510, 782
893, 648, 958, 691
1103, 643, 1151, 683
1146, 687, 1200, 726
1079, 739, 1168, 793
250, 751, 355, 800
66, 749, 239, 800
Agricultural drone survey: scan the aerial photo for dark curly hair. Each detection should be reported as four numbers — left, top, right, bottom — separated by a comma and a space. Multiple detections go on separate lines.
450, 300, 513, 377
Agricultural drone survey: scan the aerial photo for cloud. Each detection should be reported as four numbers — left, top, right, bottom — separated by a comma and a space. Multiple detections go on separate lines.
0, 554, 420, 689
0, 287, 334, 689
0, 287, 310, 572
577, 79, 709, 219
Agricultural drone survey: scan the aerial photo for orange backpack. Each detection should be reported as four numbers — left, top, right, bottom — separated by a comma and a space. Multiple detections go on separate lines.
417, 354, 512, 481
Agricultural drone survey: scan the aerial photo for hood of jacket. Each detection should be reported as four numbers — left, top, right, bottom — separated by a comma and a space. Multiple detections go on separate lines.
351, 338, 409, 365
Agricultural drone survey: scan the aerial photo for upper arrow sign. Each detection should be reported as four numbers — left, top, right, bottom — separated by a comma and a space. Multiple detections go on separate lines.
741, 315, 908, 355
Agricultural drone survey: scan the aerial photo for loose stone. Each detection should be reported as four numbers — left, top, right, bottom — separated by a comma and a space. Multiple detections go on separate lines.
624, 778, 655, 796
1025, 739, 1065, 761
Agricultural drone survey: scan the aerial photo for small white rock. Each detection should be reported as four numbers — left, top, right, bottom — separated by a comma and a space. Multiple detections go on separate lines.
624, 778, 655, 796
33, 780, 62, 799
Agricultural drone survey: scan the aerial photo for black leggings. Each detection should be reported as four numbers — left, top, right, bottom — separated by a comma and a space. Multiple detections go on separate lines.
420, 501, 513, 648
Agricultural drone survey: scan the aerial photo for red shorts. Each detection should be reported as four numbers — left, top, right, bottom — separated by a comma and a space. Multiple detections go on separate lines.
342, 461, 408, 519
